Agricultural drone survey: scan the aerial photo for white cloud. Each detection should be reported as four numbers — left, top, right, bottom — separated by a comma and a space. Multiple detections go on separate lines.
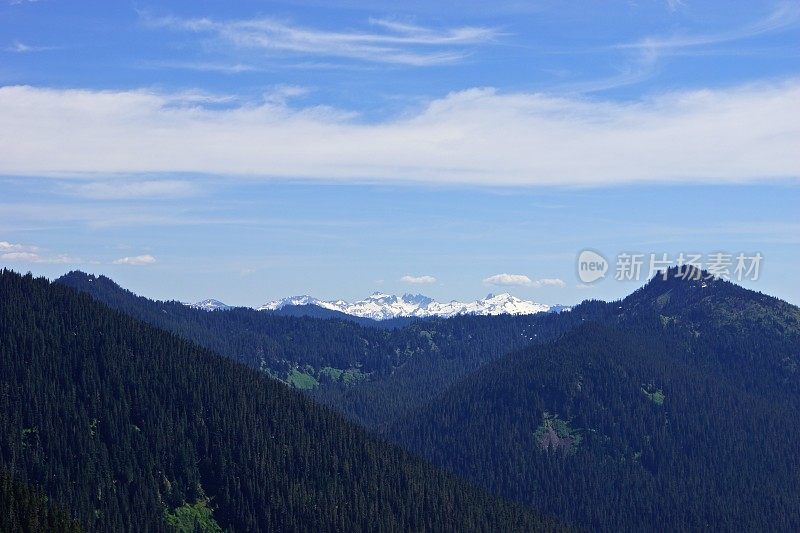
484, 273, 566, 288
400, 274, 437, 284
0, 241, 78, 264
484, 273, 532, 286
0, 241, 38, 252
112, 254, 156, 265
0, 81, 798, 186
145, 15, 499, 66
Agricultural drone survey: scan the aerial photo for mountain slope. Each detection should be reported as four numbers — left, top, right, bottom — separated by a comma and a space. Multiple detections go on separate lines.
0, 269, 562, 531
622, 268, 800, 374
0, 470, 81, 533
266, 303, 423, 329
390, 270, 800, 531
56, 271, 409, 378
311, 312, 589, 429
57, 271, 580, 429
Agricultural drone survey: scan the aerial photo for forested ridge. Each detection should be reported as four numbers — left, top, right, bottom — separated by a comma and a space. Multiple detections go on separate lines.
390, 268, 800, 531
57, 271, 584, 429
0, 269, 563, 532
46, 267, 800, 531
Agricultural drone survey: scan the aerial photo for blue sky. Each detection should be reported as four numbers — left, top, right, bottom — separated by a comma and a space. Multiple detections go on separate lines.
1, 0, 798, 306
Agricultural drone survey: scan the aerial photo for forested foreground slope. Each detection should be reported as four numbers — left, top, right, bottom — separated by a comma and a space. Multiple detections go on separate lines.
0, 470, 81, 532
390, 270, 800, 531
0, 269, 563, 532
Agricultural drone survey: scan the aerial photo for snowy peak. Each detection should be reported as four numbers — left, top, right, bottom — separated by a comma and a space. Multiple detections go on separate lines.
190, 299, 231, 312
402, 293, 434, 306
462, 293, 552, 316
258, 292, 557, 320
258, 295, 326, 311
368, 292, 393, 299
425, 293, 551, 318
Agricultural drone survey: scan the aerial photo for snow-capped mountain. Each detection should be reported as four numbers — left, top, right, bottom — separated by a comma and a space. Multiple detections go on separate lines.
257, 295, 347, 313
259, 292, 557, 320
189, 299, 231, 312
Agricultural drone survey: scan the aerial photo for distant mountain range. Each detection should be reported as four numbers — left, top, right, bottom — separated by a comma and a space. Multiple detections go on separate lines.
190, 292, 566, 320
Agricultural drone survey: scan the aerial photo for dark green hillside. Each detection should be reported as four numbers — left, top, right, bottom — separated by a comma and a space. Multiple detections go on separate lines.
0, 269, 562, 532
268, 303, 423, 329
390, 270, 800, 531
57, 271, 583, 429
0, 470, 81, 533
620, 267, 800, 379
311, 312, 587, 429
56, 271, 406, 377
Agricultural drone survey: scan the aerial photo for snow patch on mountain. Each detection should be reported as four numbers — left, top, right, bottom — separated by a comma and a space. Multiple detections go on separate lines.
259, 292, 559, 320
189, 299, 231, 312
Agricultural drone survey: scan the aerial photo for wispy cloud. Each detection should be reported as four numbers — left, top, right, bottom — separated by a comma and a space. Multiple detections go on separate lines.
400, 274, 436, 284
0, 251, 76, 263
1, 81, 798, 186
145, 14, 500, 66
616, 2, 800, 59
112, 254, 156, 265
4, 40, 55, 53
0, 240, 79, 264
665, 0, 686, 12
64, 180, 199, 200
484, 273, 566, 288
0, 240, 38, 253
142, 60, 259, 74
0, 201, 257, 229
576, 2, 800, 94
263, 84, 311, 105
